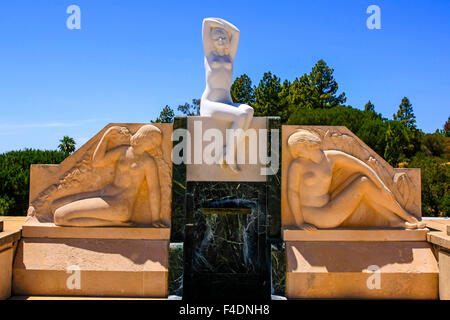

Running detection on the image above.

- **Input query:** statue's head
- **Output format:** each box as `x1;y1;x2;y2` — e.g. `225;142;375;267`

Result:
211;27;230;50
131;125;162;155
288;129;322;158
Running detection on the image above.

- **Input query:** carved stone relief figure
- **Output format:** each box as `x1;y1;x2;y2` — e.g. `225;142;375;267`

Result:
286;129;425;229
28;124;172;227
200;17;254;173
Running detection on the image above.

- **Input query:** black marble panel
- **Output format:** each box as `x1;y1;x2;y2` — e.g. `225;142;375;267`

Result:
183;181;271;301
267;116;282;241
171;116;187;242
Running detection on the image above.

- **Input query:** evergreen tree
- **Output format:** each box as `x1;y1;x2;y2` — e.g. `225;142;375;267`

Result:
288;60;346;110
384;121;413;166
231;74;255;105
154;105;175;123
409;154;450;217
444;116;450;137
384;123;395;165
277;79;291;123
393;97;416;129
364;100;375;112
177;99;200;116
288;105;387;156
253;72;282;117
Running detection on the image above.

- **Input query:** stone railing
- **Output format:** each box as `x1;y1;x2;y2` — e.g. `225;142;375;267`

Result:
0;217;26;299
423;218;450;300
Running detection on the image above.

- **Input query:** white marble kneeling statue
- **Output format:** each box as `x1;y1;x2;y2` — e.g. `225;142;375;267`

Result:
200;17;254;173
287;129;426;230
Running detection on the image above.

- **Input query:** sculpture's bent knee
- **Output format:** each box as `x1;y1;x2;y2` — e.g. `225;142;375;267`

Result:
302;207;342;229
240;104;254;115
357;175;373;191
53;207;68;225
236;111;248;124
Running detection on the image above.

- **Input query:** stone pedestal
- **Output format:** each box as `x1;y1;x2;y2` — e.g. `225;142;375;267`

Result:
285;229;439;299
178;116;281;301
13;222;170;297
183;182;271;300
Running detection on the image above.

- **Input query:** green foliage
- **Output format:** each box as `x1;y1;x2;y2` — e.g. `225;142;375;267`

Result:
364;100;375;112
421;131;446;157
356;119;388;157
384;121;417;165
409;153;449;217
288;59;346;110
393;97;416;129
154;99;200;123
384;123;397;165
253;72;283;118
0;195;15;216
231;74;255;105
177;99;200;116
0;149;67;216
444;116;450;137
154;105;175;123
58;136;76;156
288;105;389;156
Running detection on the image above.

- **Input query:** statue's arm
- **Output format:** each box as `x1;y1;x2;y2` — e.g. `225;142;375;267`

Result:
219;19;240;59
327;150;386;189
202;18;222;57
287;160;304;226
145;156;161;221
92;127;127;167
202;18;240;59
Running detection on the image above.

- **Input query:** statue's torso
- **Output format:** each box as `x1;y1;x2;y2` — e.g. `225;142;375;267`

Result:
204;54;233;97
109;148;147;199
299;158;333;207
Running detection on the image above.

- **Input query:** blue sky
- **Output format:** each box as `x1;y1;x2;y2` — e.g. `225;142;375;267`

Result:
0;0;449;152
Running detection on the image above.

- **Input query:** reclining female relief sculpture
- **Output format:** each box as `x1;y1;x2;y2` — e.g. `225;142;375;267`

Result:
286;129;425;230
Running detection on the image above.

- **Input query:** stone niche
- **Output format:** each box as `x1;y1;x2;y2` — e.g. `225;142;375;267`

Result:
13;123;173;297
281;125;438;299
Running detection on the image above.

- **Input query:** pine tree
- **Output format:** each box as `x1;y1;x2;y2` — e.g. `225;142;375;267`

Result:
154;105;175;123
177;99;200;116
231;74;255;105
393;97;416;129
288;60;346;110
384;121;414;166
444;115;450;137
364;100;375;112
277;79;291;123
384;123;397;165
253;72;282;117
